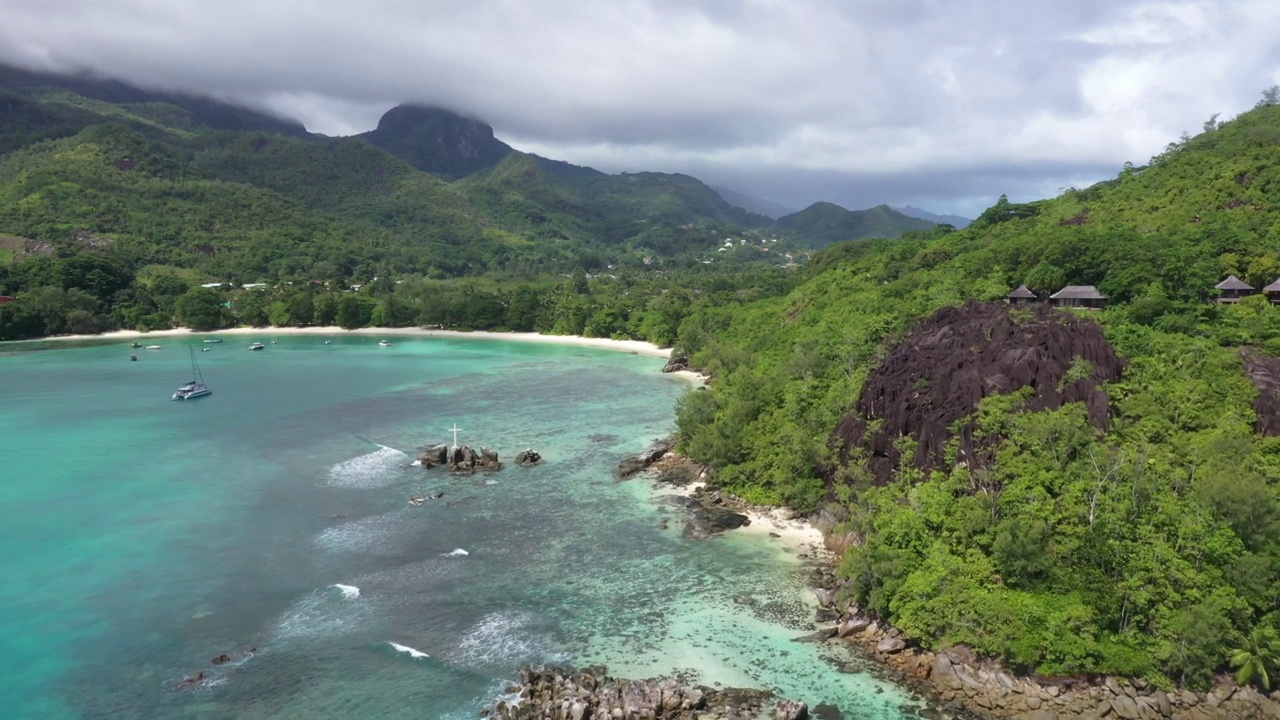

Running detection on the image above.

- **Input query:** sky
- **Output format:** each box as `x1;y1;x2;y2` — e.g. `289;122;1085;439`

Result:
3;0;1279;218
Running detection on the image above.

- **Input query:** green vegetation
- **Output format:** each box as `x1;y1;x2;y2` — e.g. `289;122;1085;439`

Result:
673;93;1280;687
776;202;936;247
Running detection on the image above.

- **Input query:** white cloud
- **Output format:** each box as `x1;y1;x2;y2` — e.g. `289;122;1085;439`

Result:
0;0;1277;216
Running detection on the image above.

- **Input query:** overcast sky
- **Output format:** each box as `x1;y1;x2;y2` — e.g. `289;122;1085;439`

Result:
4;0;1279;217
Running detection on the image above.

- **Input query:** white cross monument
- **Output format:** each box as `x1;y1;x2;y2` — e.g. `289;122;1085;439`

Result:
449;423;463;450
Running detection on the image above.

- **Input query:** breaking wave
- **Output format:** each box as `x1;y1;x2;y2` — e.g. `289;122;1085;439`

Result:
388;641;430;659
327;445;410;489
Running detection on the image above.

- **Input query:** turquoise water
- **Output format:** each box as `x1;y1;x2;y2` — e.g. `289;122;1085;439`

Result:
0;335;925;719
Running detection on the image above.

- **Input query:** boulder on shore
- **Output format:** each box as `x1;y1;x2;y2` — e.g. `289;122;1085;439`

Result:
662;356;691;373
683;507;750;538
616;437;675;478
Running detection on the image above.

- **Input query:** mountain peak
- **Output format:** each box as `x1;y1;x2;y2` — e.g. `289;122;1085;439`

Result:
362;104;513;179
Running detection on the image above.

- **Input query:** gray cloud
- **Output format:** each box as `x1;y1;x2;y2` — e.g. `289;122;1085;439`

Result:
2;0;1278;216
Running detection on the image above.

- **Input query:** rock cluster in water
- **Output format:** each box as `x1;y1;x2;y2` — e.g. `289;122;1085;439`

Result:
419;444;502;473
831;300;1126;486
481;666;809;720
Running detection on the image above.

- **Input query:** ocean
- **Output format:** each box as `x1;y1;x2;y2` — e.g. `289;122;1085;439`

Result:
0;334;925;719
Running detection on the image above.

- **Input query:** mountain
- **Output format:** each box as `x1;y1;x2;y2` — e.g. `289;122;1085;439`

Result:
360;104;514;180
775;201;935;247
892;204;971;228
711;185;797;219
670;97;1280;693
0;64;310;144
0;63;787;285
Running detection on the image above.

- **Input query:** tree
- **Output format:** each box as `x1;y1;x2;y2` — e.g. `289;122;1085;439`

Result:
1230;626;1280;690
174;287;227;331
1257;85;1280;108
337;294;364;329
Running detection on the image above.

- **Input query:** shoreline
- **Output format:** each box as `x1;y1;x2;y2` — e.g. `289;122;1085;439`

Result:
656;479;830;559
19;326;678;360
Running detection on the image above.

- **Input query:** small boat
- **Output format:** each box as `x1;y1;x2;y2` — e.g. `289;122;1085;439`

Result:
323;340;332;345
172;347;212;401
379;340;391;347
144;344;161;350
131;341;141;348
202;347;211;352
248;342;265;351
202;338;223;344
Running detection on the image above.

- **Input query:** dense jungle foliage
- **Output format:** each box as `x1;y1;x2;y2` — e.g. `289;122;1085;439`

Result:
674;94;1280;689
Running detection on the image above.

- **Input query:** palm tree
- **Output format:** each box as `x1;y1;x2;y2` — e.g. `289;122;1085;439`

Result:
1230;626;1280;690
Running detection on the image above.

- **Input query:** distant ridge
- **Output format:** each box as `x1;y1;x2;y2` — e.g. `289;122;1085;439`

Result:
777;202;935;247
892;205;971;228
711;185;797;220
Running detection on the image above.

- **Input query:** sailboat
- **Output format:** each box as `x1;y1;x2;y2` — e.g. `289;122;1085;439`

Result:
172;346;212;400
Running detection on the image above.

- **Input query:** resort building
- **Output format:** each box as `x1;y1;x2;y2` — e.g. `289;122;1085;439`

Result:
1215;275;1256;303
1050;285;1107;310
1262;278;1280;305
1006;285;1038;306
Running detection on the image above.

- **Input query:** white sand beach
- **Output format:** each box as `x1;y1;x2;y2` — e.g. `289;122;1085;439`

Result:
656;479;829;558
30;325;677;359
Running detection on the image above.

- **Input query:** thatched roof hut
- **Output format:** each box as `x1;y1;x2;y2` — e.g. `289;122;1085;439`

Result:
1006;285;1037;305
1050;285;1107;309
1215;274;1256;303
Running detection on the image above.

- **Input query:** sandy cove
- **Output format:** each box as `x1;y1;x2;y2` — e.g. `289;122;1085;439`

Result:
26;325;710;384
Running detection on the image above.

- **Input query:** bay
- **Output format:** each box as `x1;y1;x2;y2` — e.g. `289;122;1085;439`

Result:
0;335;924;719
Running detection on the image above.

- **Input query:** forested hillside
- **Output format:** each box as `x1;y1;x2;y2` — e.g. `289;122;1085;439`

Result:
777;202;936;247
674;93;1280;689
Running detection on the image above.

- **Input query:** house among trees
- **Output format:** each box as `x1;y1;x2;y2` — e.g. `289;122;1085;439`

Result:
1261;278;1280;305
1050;285;1107;309
1215;275;1256;303
1006;285;1038;306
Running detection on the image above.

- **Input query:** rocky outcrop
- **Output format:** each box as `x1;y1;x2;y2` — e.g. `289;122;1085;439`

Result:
616;438;675;478
831;300;1125;486
419;444;449;468
1240;349;1280;436
803;585;1280;720
515;449;543;467
481;666;806;720
682;507;750;538
662;356;690;373
419;444;502;473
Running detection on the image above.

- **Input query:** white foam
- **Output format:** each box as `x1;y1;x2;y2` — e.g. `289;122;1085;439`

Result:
327;446;410;489
442;548;469;557
448;612;569;669
333;584;361;599
388;641;430;659
274;588;371;641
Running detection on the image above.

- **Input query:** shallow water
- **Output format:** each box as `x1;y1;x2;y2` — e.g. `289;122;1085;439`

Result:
0;335;925;719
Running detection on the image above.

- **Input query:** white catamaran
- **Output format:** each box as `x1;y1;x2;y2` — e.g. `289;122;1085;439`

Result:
172;346;212;400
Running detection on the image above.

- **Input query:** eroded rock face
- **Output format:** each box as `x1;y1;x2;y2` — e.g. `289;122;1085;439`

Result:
831;300;1125;486
1240;349;1280;436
